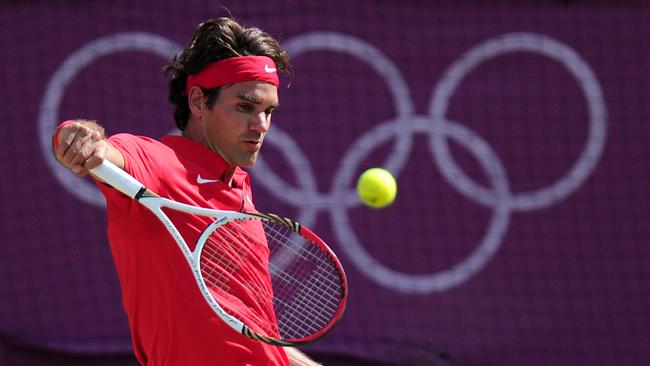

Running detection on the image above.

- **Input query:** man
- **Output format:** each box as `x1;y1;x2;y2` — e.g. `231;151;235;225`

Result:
52;17;321;366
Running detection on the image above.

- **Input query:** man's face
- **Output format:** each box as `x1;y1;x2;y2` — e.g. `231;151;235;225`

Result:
202;81;279;168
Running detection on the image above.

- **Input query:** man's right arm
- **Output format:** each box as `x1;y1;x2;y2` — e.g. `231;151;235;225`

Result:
52;119;125;177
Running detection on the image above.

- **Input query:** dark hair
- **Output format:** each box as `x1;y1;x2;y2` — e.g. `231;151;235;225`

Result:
163;17;292;130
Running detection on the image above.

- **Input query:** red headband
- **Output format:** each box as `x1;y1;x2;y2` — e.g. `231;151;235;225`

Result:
185;55;279;95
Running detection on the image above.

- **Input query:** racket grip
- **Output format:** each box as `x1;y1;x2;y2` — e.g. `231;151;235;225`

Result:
90;160;145;198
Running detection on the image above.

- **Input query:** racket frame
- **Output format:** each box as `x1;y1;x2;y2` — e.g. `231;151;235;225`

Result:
90;160;347;346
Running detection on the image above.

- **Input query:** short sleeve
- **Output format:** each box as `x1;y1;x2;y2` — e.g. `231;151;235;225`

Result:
106;133;171;192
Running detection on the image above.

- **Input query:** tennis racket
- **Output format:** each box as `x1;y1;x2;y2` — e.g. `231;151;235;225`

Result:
89;160;347;346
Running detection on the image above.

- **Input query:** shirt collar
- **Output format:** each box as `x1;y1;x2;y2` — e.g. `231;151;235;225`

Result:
161;135;247;188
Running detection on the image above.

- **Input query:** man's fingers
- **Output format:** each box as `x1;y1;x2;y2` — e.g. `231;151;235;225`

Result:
56;123;85;162
72;133;107;176
82;140;108;173
56;124;106;175
62;127;100;164
63;127;92;162
54;124;78;162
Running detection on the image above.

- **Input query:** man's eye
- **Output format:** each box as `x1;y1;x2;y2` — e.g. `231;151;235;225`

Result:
238;104;253;112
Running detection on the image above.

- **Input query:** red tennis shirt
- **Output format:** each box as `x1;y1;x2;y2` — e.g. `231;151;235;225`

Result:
96;134;289;366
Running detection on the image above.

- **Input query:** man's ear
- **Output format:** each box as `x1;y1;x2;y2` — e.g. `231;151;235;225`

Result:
188;86;205;117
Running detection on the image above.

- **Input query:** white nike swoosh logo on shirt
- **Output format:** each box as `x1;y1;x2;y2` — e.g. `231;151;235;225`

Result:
196;175;220;184
264;64;277;73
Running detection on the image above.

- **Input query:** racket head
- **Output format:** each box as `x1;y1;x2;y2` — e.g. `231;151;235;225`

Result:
196;212;348;346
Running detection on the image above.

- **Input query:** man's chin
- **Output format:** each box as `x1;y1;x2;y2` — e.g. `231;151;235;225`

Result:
238;155;258;168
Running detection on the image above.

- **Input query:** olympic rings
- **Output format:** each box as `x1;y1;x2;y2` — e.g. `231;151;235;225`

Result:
39;31;606;293
429;32;607;211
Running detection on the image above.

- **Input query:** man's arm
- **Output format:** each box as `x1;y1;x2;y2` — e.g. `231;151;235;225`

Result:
285;347;323;366
52;119;124;176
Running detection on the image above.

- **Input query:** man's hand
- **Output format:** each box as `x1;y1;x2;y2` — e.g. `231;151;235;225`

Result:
52;119;123;176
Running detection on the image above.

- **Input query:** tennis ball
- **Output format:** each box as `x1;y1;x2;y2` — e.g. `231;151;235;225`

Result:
356;168;397;208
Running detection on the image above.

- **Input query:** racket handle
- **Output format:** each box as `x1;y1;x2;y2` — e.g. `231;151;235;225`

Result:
90;160;145;199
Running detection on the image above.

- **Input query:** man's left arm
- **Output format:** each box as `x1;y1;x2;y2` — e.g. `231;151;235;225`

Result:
285;347;323;366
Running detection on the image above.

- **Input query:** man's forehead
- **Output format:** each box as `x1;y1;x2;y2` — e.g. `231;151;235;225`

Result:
227;81;279;104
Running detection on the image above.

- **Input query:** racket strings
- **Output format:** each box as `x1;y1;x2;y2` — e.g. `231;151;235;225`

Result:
271;271;339;337
270;270;336;321
200;237;246;293
200;220;280;337
264;223;343;292
269;251;342;312
198;217;344;341
262;221;344;340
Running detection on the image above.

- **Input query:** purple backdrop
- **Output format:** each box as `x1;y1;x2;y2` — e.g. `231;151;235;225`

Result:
1;1;649;365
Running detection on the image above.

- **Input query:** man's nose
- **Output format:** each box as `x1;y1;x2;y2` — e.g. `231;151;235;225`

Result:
249;112;270;133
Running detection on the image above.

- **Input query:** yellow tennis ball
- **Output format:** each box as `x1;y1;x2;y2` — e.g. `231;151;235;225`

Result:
356;168;397;208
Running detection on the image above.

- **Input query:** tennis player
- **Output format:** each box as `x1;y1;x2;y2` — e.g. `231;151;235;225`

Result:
52;17;321;366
